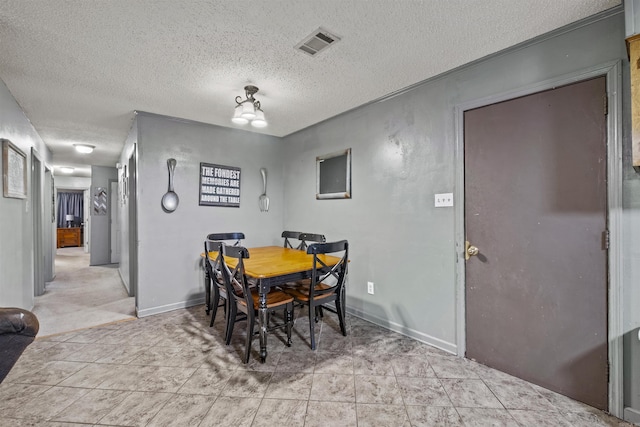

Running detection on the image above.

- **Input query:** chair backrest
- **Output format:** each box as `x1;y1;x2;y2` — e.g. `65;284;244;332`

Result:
207;232;245;247
298;232;326;251
282;231;302;249
204;239;225;285
307;240;348;300
219;244;253;309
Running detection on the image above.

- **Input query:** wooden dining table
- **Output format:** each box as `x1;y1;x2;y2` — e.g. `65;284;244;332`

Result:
204;245;342;362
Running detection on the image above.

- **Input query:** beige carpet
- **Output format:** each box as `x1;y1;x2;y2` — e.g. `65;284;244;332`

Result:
33;247;136;337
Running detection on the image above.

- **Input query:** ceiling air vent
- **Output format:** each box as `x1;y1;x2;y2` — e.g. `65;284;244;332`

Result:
295;27;341;57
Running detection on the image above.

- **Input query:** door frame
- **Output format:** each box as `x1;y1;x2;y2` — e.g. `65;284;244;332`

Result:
31;148;44;297
109;179;120;263
454;61;623;417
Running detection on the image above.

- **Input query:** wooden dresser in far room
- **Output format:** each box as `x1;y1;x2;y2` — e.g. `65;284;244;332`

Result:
57;228;82;248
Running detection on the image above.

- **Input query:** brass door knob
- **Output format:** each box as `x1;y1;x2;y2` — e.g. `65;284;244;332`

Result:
465;241;479;260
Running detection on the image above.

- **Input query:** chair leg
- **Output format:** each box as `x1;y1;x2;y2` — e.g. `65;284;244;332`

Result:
285;303;293;347
309;304;316;350
204;273;211;315
225;303;237;345
210;285;220;327
336;299;347;337
245;314;254;364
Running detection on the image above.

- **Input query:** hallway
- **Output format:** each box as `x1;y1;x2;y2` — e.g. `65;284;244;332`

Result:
33;247;135;337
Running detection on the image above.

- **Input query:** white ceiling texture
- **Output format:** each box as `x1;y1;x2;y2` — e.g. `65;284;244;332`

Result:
0;0;621;177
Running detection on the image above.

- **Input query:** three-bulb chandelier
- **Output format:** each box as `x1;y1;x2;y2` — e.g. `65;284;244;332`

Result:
232;85;267;128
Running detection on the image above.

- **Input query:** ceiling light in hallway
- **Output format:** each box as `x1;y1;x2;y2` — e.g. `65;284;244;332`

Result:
74;144;95;153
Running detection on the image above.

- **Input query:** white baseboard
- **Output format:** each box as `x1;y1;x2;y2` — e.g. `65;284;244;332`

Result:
346;307;457;355
625;407;640;426
136;297;205;318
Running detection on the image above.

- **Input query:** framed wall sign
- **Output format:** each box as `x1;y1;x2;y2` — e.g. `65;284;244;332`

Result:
199;162;241;207
316;148;351;199
93;187;107;215
2;139;27;199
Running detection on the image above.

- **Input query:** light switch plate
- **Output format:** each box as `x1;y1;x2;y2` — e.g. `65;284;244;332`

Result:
434;193;454;207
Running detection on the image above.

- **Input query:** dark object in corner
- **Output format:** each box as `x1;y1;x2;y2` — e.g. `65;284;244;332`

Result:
0;308;39;382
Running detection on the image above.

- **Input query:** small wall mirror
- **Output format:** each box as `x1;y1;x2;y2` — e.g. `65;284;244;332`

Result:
316;148;351;199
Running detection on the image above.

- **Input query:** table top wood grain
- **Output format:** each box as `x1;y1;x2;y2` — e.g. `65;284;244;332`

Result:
204;246;341;279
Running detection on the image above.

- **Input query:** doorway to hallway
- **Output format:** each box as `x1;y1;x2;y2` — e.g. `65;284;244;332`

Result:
33;247;135;337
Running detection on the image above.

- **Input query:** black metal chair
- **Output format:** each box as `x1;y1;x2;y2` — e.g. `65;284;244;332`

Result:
220;245;294;363
283;240;348;350
203;233;245;325
282;231;303;249
207;232;245;247
297;232;326;251
203;239;235;340
287;233;327;289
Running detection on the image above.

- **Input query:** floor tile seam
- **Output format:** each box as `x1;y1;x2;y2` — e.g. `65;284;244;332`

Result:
40;385;94;423
307;396;356;403
506;407;569;427
390;359;414;426
481;374;555;402
438;375;465;421
140;391;188;427
555;408;608;424
53;389;135;426
477;375;517;414
192;393;225;427
484;380;561;413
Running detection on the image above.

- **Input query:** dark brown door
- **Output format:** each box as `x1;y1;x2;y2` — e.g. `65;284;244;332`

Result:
464;77;608;410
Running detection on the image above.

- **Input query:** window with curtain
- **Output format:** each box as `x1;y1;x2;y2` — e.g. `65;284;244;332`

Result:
57;192;83;228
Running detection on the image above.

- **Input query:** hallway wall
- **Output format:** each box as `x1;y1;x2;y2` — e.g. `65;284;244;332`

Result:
0;78;52;309
89;165;117;266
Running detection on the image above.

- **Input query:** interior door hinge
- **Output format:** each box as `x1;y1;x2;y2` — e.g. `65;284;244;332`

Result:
602;229;610;250
604;94;608;116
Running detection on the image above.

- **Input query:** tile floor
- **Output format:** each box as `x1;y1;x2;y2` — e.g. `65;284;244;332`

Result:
0;306;632;426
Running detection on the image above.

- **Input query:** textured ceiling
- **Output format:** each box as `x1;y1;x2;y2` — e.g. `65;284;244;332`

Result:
0;0;621;177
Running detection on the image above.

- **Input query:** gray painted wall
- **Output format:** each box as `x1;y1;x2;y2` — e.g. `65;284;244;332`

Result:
44;170;54;282
55;176;91;190
118;118;138;296
281;10;640;416
89;165;117;266
0;78;52;309
134;113;284;316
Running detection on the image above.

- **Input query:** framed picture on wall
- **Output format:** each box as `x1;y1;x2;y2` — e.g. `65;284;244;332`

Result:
316;148;351;199
2;139;27;199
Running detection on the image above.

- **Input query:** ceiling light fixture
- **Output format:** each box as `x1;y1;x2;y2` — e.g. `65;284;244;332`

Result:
59;167;74;174
232;85;267;128
74;144;95;154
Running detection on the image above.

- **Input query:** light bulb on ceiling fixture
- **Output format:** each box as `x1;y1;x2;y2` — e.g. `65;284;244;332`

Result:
74;144;95;154
231;105;249;124
251;109;267;128
240;101;256;119
59;167;74;174
232;85;267;127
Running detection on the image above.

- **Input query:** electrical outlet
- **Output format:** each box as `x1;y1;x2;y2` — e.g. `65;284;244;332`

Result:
434;193;454;207
367;281;374;295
